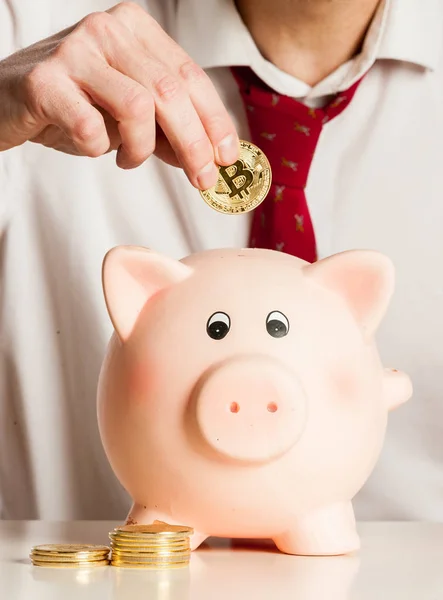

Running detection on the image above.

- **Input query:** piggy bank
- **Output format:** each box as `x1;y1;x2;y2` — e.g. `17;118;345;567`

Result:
97;246;412;556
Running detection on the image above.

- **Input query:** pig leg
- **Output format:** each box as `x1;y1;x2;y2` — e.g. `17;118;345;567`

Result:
125;504;208;550
273;502;360;556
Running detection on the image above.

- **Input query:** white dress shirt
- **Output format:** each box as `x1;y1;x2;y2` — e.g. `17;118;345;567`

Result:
0;0;443;523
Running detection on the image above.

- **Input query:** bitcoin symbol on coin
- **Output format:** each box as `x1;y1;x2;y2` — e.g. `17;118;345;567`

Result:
219;160;254;199
199;140;272;214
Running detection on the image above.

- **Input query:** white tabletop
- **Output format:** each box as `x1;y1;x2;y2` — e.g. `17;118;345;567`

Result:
1;521;442;599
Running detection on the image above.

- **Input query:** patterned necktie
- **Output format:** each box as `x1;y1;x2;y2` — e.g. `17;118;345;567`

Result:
231;67;364;262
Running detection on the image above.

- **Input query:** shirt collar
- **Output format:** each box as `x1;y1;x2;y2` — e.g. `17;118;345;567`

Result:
176;0;442;87
377;0;442;70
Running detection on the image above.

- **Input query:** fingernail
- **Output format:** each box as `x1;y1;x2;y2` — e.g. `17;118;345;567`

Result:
197;162;218;190
217;134;238;164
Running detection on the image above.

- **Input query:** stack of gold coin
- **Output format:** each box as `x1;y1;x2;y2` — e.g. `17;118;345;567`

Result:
109;522;193;569
30;544;110;568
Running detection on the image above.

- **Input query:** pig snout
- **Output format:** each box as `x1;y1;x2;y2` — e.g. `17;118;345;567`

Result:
194;356;307;463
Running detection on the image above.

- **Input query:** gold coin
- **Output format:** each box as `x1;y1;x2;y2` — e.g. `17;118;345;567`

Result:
112;544;191;554
111;553;190;563
112;548;191;558
113;523;193;537
110;539;191;548
111;557;189;565
31;553;109;563
111;550;191;560
110;533;189;543
110;537;190;548
31;560;110;569
199;140;272;214
110;534;189;540
111;560;188;570
32;551;109;558
110;539;191;549
32;544;110;555
110;536;189;545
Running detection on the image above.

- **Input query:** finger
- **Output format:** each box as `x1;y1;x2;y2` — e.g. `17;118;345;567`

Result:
29;67;110;157
97;107;123;151
109;3;239;166
85;15;218;187
75;61;156;168
180;64;240;166
153;125;181;167
151;75;219;189
30;125;84;155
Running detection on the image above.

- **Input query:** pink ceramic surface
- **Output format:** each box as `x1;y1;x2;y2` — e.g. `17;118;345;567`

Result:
97;246;412;556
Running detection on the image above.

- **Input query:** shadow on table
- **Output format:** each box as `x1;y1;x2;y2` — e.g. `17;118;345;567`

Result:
188;539;360;600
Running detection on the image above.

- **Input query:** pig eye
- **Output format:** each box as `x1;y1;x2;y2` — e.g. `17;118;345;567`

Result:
207;312;231;340
266;311;289;338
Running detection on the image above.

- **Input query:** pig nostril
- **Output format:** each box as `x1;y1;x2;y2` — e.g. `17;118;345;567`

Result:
267;402;278;413
230;402;240;413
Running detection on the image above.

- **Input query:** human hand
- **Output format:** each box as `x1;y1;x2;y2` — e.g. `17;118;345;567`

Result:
0;2;239;188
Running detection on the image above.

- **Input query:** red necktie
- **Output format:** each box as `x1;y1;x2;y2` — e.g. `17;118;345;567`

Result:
231;67;364;262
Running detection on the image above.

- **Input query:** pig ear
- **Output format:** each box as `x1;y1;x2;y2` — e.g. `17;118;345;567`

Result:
304;250;395;338
102;245;192;341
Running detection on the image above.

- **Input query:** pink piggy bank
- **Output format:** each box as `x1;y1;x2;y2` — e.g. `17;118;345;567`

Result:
97;246;412;556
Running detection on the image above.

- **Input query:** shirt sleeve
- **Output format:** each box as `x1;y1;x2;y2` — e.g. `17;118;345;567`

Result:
0;0;14;516
0;0;13;225
0;151;14;234
0;0;15;60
